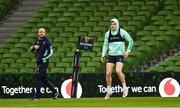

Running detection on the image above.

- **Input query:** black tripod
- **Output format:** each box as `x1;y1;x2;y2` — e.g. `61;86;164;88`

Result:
71;49;80;98
71;36;93;98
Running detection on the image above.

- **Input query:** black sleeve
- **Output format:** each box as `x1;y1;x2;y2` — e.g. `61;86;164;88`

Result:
30;40;38;51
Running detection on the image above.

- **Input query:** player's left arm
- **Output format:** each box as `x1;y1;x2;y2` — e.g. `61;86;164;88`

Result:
121;29;134;58
42;40;53;62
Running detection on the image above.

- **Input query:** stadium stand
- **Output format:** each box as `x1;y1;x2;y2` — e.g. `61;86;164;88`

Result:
0;0;46;42
146;52;180;72
0;0;18;18
0;0;179;73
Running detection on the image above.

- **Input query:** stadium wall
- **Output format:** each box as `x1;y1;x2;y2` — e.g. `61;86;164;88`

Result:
0;72;179;98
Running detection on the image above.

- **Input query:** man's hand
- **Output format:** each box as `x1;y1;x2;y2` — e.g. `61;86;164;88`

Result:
34;45;40;49
123;51;129;58
30;45;39;52
101;57;105;64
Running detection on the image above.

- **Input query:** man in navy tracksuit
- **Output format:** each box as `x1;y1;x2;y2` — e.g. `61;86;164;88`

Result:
30;28;59;100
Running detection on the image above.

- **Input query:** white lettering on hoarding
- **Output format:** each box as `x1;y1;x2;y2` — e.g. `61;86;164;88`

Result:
144;86;156;93
98;85;157;93
2;86;33;96
1;86;59;96
98;85;123;93
131;86;142;92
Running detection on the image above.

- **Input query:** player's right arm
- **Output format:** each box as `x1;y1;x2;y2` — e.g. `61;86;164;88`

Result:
101;31;109;63
30;40;39;51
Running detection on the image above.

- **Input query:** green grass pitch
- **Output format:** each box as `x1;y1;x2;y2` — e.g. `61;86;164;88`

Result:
0;97;180;108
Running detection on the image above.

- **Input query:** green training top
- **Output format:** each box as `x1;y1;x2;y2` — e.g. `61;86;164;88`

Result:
102;18;134;57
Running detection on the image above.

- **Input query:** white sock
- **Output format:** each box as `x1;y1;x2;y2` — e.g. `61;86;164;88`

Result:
107;85;111;93
122;82;127;89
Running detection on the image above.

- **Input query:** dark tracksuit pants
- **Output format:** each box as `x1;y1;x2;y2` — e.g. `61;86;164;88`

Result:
35;62;56;98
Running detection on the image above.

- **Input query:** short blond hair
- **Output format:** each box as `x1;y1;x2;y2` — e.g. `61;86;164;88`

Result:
38;28;46;32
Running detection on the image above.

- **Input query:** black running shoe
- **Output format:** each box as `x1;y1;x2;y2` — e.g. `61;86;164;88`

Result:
53;93;60;99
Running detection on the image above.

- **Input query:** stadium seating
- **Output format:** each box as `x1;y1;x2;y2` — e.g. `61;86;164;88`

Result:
0;0;18;18
146;52;180;72
144;0;180;72
0;0;179;73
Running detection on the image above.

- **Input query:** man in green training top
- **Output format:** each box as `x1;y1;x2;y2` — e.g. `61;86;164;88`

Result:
101;18;134;99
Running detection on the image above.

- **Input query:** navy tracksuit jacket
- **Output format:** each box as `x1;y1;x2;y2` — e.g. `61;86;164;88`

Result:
32;37;56;98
